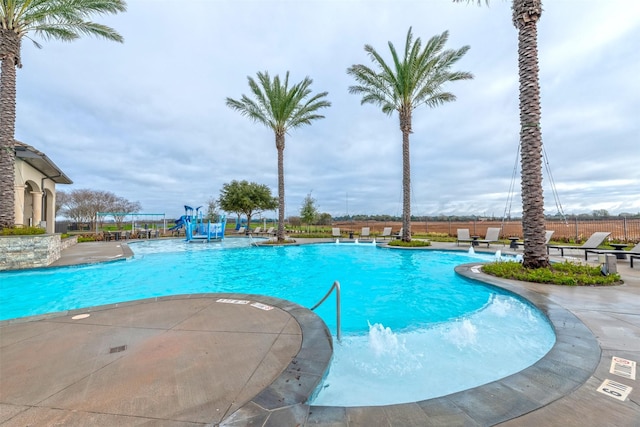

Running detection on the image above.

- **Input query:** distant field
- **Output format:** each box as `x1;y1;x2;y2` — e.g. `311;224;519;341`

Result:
331;219;640;242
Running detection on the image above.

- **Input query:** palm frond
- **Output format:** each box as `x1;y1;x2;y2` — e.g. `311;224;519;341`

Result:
228;70;330;134
347;26;472;119
4;0;125;41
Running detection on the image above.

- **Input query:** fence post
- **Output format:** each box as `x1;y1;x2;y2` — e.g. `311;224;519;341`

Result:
574;217;579;241
623;216;628;241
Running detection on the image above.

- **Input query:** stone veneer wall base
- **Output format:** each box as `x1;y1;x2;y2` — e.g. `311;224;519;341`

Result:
0;235;77;271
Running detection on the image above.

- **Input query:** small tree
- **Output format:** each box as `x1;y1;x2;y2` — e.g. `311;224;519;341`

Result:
300;192;318;232
57;189;140;231
218;180;277;233
317;213;333;226
206;197;220;222
110;197;142;229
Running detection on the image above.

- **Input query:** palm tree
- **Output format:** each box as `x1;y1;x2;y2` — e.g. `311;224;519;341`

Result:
455;0;548;268
347;27;472;242
0;0;127;230
226;71;330;242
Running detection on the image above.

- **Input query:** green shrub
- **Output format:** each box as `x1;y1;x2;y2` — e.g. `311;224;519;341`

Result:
482;260;621;286
77;234;99;242
294;233;333;238
0;226;46;236
388;239;431;247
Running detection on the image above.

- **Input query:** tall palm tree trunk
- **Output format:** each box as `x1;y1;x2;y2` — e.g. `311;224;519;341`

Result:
275;132;286;241
513;0;549;268
400;108;412;242
0;29;21;229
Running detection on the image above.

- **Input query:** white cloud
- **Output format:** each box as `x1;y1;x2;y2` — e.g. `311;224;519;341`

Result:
12;0;640;219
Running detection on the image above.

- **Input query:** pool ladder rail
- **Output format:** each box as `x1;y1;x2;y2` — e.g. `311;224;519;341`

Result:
310;281;341;342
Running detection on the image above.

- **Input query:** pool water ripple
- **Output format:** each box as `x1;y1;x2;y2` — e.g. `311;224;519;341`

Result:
0;238;555;406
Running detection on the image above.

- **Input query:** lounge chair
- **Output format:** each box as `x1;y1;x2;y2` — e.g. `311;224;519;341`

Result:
456;229;473;246
332;228;341;238
585;242;640;262
252;227;262;234
264;227;275;236
547;231;611;257
360;227;371;240
631;254;639;268
235;226;246;234
380;227;393;240
475;227;502;247
514;230;554;249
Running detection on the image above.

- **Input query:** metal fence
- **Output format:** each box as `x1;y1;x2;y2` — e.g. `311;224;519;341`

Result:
334;218;640;243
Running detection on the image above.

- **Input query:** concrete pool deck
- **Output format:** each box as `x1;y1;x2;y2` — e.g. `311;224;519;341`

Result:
1;239;639;426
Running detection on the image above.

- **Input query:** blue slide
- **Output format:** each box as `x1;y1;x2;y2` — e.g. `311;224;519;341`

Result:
169;215;188;231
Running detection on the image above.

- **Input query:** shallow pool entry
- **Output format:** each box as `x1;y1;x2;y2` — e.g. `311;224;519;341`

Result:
311;294;554;406
1;239;555;406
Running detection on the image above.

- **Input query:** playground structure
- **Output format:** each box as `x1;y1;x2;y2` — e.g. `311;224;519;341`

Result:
169;205;226;242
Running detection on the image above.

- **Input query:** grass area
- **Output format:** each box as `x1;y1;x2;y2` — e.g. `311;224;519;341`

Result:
482;260;621;286
414;232;456;242
287;232;331;238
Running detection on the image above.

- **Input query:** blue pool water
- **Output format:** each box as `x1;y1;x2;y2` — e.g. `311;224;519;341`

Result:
0;238;555;406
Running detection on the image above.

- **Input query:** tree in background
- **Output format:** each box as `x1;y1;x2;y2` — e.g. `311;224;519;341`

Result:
226;71;330;242
218;180;277;233
300;192;318;232
347;28;472;242
206;197;220;222
592;209;609;218
110;197;142;229
0;0;127;230
57;189;140;231
287;216;301;228
316;213;333;226
454;0;548;268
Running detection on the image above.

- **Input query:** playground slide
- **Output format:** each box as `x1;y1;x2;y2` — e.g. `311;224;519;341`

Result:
169;215;187;231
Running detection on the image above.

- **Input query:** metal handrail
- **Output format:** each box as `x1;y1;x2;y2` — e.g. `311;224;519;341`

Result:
310;280;341;342
247;233;259;247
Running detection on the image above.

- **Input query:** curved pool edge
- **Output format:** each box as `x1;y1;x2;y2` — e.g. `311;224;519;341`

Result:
223;263;601;426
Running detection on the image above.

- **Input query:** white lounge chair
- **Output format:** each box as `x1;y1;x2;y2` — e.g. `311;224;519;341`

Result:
547;231;611;257
475;227;502;247
456;229;473;246
332;228;341;238
360;227;371;240
380;227;393;240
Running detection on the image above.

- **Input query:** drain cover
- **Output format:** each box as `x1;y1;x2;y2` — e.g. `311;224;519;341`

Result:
109;345;127;354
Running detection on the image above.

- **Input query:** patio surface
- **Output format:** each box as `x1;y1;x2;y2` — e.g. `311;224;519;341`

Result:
0;239;638;426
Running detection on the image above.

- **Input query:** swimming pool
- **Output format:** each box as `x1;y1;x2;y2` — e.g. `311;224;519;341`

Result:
0;238;555;406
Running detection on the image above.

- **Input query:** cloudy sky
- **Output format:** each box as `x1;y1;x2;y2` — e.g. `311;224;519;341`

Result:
15;0;640;220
